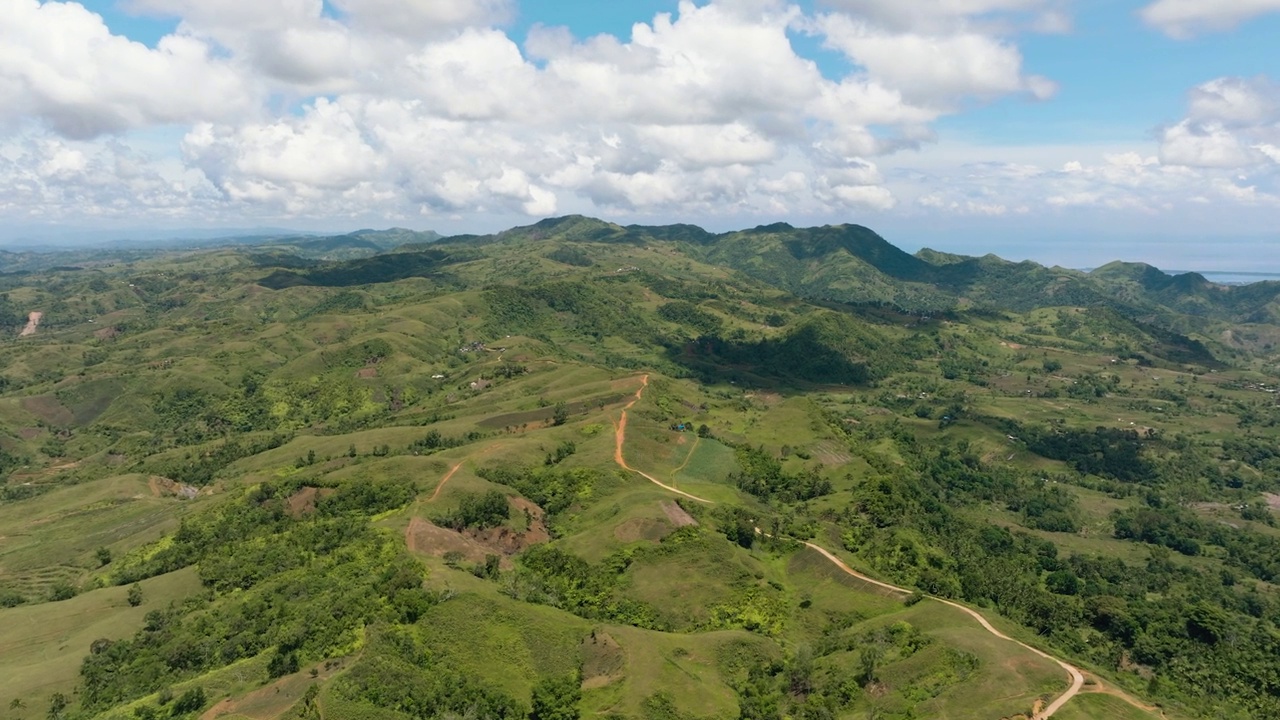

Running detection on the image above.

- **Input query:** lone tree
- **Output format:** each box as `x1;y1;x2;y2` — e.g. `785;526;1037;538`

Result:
46;693;68;720
127;583;144;607
551;401;569;427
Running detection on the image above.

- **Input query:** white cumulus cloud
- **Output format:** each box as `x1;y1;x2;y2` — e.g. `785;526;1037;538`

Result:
1159;76;1280;169
10;0;1272;233
1140;0;1280;38
0;0;255;138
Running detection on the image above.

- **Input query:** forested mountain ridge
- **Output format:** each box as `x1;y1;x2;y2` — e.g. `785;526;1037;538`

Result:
427;215;1280;326
1;218;1279;720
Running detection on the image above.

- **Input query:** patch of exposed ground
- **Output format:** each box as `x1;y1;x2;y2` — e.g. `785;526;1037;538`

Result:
1078;673;1168;717
148;476;202;500
614;500;698;543
406;516;513;569
354;367;377;379
745;391;783;406
19;311;41;337
661;500;697;527
477;393;629;429
406;497;550;568
581;631;626;690
468;496;550;553
613;517;673;543
1265;492;1280;511
998;696;1041;719
199;658;349;720
285;486;336;517
19;396;74;426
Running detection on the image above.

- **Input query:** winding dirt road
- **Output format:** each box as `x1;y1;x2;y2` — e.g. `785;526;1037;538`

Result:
613;375;713;504
611;374;1087;720
802;541;1083;719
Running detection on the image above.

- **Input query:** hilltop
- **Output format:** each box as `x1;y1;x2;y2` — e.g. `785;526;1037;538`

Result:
0;217;1278;720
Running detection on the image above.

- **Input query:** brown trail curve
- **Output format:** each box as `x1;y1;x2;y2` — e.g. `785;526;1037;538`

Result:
426;443;503;502
611;373;1091;720
429;460;466;501
612;374;712;504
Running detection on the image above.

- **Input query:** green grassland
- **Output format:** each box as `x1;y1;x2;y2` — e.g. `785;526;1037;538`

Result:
0;568;203;719
1;218;1277;720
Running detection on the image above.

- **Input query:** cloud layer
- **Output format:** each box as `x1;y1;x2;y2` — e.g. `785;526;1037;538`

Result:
0;0;1276;235
1141;0;1280;38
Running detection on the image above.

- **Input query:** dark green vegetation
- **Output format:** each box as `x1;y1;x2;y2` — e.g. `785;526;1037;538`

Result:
3;216;1280;720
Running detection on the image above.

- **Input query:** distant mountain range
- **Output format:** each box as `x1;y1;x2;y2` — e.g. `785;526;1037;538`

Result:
8;215;1280;330
404;216;1280;328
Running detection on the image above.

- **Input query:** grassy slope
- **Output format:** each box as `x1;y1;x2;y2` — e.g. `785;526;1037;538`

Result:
0;568;202;717
0;230;1272;720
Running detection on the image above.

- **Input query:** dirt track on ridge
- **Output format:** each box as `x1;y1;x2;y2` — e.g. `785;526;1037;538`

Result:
611;373;1096;720
612;375;713;504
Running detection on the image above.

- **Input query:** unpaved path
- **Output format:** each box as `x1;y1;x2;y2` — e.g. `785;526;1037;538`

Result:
429;460;467;501
612;373;1091;720
613;375;712;504
671;434;701;481
19;311;41;337
1079;677;1168;718
802;542;1083;720
427;443;502;501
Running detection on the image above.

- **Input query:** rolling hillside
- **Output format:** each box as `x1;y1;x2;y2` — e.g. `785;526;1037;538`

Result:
1;218;1279;720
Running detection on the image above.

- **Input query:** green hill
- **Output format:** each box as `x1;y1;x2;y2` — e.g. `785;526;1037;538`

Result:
3;217;1280;720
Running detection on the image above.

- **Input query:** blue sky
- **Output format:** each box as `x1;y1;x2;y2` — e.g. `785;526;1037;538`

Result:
3;0;1280;269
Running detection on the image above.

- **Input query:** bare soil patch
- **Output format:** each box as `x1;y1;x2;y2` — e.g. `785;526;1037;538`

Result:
20;396;74;426
19;311;42;337
407;497;550;566
1078;673;1168;717
406;516;513;569
354;367;378;379
477;393;629;429
285;486;336;517
1265;493;1280;511
468;497;550;553
661;500;698;528
581;631;626;690
93;326;120;341
200;657;349;720
613;517;673;543
148;476;201;500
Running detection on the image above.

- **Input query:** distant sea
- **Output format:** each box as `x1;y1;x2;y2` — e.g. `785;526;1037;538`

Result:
1175;271;1280;286
1081;269;1280;285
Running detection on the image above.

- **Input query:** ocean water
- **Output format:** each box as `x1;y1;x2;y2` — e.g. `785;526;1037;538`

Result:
1185;272;1280;286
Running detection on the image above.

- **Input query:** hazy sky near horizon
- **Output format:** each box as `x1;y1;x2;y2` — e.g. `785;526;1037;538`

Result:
2;0;1279;268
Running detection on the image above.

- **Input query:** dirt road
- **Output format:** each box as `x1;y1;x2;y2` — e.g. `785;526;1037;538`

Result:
802;541;1083;719
429;460;467;501
613;375;712;504
611;373;1088;719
